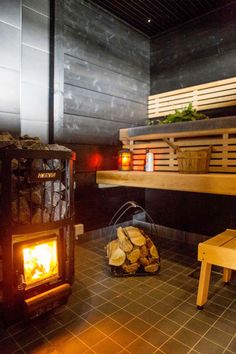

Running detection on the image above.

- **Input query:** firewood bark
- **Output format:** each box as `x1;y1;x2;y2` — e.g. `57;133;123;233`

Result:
127;247;140;263
106;226;160;275
140;245;148;257
144;263;159;273
117;227;133;252
124;226;146;246
140;257;149;266
106;240;126;266
150;244;159;259
122;262;139;273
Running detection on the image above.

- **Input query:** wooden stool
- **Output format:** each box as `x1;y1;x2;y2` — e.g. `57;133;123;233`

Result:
197;229;236;309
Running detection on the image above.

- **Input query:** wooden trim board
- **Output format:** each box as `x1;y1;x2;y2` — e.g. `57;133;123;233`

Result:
96;171;236;196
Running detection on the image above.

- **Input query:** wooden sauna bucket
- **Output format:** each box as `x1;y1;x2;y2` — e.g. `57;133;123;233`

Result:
163;138;212;174
176;147;212;174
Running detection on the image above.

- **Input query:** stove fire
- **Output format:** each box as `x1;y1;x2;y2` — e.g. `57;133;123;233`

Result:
23;238;59;287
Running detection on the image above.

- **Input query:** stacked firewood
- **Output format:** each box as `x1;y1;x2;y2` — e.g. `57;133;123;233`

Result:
0;132;71;225
106;226;160;274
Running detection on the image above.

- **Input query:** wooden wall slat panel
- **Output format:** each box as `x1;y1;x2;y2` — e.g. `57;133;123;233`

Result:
53;0;149;230
64;55;148;104
151;3;236;95
64;0;149;79
60;0;150;145
64;85;146;124
56;114;133;145
64;27;149;83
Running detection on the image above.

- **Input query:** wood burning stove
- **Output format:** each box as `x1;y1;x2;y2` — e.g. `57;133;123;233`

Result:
0;147;75;324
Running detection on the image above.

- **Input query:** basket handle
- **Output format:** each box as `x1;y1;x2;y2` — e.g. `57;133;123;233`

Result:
107;201;159;245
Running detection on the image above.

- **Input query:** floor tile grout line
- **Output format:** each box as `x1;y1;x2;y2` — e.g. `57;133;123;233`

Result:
223;333;236;354
20;328;59;353
74;275;236;352
72;253;236;351
96;295;195;352
124;288;234;353
72;241;236;354
189;297;236;354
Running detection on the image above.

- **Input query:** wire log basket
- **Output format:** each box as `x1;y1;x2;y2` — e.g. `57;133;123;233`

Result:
106;201;160;277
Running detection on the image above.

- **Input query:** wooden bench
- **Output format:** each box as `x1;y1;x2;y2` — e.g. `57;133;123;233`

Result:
197;229;236;309
148;77;236;120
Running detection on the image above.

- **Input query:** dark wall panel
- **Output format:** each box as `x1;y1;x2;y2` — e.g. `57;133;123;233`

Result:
151;2;236;94
76;187;145;232
57;0;149;230
65;143;145;231
64;0;149;80
56;114;131;145
64;85;146;125
64;27;149;84
146;190;236;236
57;0;150;145
151;50;236;95
64;55;148;104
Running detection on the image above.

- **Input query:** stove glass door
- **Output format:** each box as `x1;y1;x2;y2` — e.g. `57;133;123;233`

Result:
22;237;59;287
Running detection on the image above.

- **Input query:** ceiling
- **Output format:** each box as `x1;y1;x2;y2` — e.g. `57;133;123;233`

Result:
89;0;227;37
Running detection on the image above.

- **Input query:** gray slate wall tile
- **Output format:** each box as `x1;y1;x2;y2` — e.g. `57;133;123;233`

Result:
23;0;50;17
22;45;50;86
22;6;50;52
0;0;21;28
0;112;20;134
21;120;49;142
0;22;20;71
0;67;20;113
21;82;49;122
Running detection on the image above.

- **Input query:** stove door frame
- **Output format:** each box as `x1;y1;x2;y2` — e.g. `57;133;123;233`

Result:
13;229;64;299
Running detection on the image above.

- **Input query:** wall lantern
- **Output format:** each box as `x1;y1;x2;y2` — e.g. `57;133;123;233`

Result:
118;149;132;171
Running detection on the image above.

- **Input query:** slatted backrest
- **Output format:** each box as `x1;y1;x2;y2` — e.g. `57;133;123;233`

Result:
148;77;236;119
122;128;236;173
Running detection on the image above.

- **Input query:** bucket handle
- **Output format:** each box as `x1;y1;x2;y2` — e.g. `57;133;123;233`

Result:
162;138;178;152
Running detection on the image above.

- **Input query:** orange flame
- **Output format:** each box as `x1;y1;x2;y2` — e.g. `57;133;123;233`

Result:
23;239;59;286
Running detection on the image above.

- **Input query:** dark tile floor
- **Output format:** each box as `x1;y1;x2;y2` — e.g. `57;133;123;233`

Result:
0;237;236;354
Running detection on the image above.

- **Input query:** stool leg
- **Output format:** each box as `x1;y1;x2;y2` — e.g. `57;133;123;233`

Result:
223;268;232;283
197;261;212;309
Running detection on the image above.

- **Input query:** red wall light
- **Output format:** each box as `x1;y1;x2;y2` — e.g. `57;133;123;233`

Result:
118;149;132;171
